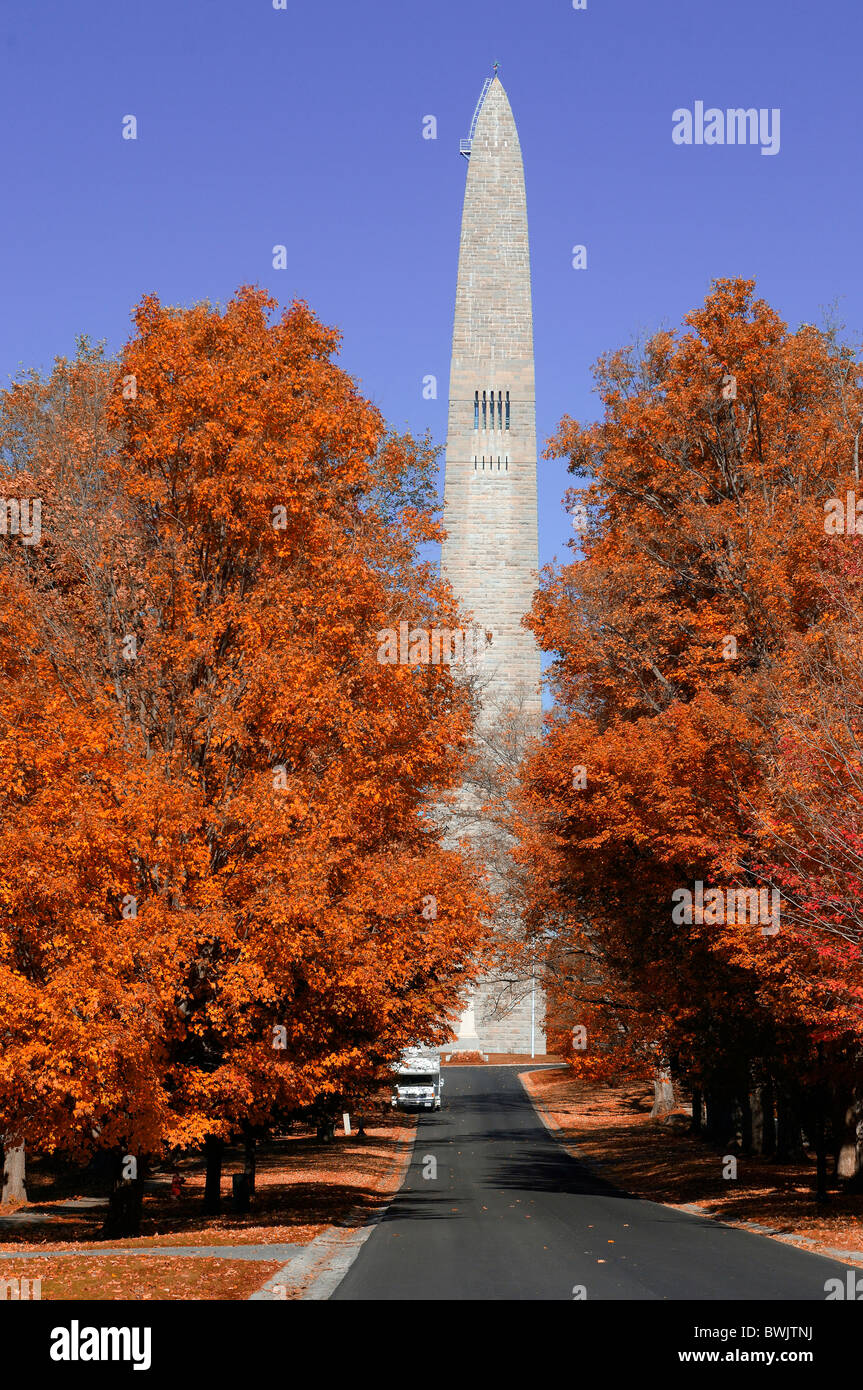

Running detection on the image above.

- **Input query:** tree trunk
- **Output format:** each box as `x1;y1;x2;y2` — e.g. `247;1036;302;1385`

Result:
814;1098;829;1204
728;1093;746;1152
776;1089;805;1162
835;1093;863;1189
705;1090;735;1147
705;1090;720;1143
203;1136;223;1214
650;1065;675;1117
101;1152;144;1238
703;1090;714;1141
1;1141;26;1205
243;1132;256;1194
104;1179;143;1237
750;1083;775;1156
690;1087;703;1134
739;1088;753;1155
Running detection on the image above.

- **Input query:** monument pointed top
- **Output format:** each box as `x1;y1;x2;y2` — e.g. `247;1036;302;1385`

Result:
459;69;515;159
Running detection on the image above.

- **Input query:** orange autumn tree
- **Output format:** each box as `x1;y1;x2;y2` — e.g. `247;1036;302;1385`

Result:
0;292;488;1223
518;278;863;1155
747;547;863;1175
0;346;176;1206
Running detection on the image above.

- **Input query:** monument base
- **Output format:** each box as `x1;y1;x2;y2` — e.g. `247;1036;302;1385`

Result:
443;979;547;1057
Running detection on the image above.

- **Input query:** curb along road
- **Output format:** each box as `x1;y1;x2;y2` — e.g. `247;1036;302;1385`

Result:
249;1121;418;1301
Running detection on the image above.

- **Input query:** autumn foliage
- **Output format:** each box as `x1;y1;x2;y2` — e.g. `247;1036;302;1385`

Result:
0;290;487;1189
520;279;863;1169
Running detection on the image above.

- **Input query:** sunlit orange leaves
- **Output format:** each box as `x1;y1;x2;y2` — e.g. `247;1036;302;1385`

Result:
518;278;863;1096
0;290;487;1167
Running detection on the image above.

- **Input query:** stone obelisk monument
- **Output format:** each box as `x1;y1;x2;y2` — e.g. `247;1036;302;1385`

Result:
441;72;545;1056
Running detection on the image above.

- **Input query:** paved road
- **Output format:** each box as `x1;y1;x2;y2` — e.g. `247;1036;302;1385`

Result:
331;1066;856;1301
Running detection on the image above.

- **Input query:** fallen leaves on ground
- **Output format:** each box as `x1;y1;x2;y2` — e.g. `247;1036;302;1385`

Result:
524;1070;863;1261
0;1256;287;1301
0;1116;415;1280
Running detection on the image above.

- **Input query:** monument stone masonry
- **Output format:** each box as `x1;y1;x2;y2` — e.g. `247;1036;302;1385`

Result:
440;72;545;1056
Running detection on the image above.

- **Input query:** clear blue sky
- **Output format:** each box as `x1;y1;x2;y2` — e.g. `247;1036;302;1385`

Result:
1;0;860;580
